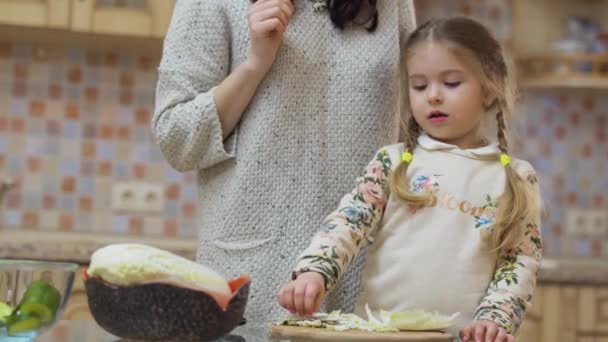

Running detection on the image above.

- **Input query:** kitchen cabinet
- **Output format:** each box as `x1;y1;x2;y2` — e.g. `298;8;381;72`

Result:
70;0;175;38
0;0;70;28
518;284;608;342
0;0;175;53
513;0;608;89
517;285;543;342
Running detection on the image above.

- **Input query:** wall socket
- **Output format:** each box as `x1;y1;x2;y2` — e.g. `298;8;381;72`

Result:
111;181;164;214
565;208;608;238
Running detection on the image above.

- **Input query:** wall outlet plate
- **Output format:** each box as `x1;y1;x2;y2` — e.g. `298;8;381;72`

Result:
111;181;164;214
565;208;608;238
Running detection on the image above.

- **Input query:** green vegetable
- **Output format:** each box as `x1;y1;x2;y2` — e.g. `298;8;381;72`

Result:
17;280;61;323
0;301;13;325
2;281;62;335
6;312;41;335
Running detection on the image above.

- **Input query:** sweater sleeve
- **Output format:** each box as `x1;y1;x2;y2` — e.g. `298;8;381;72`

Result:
152;0;236;172
474;170;543;335
292;148;394;291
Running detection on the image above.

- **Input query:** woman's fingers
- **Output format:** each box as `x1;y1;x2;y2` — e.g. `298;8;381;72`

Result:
256;0;294;13
249;0;294;35
253;0;294;18
253;6;289;29
253;18;286;35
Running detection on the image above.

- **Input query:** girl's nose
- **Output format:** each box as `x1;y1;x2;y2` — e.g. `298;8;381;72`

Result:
427;92;443;105
427;85;443;105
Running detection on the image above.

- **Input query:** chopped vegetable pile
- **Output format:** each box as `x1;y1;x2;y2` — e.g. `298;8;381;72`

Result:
276;304;459;333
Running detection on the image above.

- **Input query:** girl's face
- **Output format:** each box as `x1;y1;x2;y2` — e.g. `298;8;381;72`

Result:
407;41;490;149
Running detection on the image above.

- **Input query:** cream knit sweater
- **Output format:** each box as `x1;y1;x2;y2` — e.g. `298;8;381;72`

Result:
153;0;415;322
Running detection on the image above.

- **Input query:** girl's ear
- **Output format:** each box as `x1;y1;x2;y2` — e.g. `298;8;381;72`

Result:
483;90;498;110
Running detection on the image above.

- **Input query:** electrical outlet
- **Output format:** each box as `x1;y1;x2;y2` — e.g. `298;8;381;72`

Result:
588;210;608;238
111;182;164;214
111;182;138;212
135;182;164;213
565;208;608;238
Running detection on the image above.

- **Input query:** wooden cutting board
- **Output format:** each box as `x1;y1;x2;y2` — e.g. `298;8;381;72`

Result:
269;325;453;341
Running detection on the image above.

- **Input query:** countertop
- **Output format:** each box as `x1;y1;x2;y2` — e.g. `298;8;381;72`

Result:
0;230;197;263
1;230;608;285
35;321;454;342
35;320;270;342
536;257;608;285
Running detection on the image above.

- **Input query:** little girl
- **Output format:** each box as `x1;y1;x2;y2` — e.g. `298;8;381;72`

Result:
277;17;542;342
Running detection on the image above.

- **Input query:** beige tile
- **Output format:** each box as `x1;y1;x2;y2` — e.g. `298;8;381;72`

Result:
146;164;164;181
22;174;43;193
60;138;79;157
114;141;131;161
92;213;111;233
8;135;25;153
40;210;59;231
144;216;163;236
42;156;60;175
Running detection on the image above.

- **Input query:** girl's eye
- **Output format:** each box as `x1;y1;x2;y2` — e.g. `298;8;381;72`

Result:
444;81;461;88
412;85;427;91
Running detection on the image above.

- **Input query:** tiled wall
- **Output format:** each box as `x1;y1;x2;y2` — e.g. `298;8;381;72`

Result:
0;43;199;237
417;0;608;258
515;90;608;258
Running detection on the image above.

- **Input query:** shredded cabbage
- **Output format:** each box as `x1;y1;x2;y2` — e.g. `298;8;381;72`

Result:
276;304;459;332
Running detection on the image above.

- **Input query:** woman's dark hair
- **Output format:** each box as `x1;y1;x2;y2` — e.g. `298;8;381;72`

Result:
328;0;378;32
251;0;378;32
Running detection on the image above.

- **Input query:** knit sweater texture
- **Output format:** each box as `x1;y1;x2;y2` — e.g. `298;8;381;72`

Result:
153;0;416;322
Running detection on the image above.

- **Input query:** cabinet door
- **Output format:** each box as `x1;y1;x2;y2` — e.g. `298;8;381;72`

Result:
0;0;69;28
577;286;608;340
71;0;175;38
518;319;542;342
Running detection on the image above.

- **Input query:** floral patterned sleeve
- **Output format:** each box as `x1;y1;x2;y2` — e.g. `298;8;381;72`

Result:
292;149;394;291
474;172;543;335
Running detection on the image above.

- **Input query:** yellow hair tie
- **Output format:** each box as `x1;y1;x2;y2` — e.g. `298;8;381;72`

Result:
500;153;511;167
401;151;413;164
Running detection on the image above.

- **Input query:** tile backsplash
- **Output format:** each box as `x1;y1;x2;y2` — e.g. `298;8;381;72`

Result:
514;90;608;258
0;0;606;258
0;42;199;237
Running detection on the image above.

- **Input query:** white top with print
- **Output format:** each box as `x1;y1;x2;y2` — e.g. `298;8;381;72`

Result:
294;134;542;336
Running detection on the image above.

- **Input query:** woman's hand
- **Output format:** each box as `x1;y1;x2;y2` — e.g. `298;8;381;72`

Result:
277;272;326;316
246;0;295;71
460;320;515;342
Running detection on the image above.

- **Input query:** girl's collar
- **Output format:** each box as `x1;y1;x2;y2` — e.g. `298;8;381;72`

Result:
417;133;501;157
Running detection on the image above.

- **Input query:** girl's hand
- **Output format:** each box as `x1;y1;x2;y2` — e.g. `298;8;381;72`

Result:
460;320;515;342
277;272;325;317
246;0;295;71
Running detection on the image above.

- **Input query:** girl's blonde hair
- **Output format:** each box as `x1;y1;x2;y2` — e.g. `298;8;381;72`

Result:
391;17;538;250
